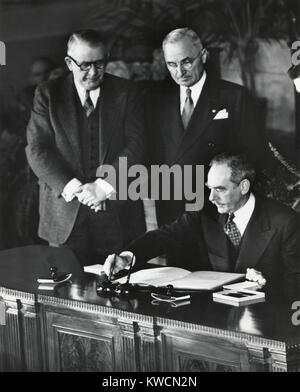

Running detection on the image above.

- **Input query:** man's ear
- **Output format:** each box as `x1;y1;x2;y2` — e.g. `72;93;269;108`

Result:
64;57;72;71
240;179;250;195
201;48;209;64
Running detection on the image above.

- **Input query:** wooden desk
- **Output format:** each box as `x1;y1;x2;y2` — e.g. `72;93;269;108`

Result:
0;246;299;372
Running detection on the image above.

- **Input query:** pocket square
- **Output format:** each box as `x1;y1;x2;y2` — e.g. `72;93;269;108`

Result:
213;109;229;120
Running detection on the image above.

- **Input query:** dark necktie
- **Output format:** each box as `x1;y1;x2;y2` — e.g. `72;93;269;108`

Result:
83;90;94;117
224;213;241;249
83;90;105;211
182;87;194;129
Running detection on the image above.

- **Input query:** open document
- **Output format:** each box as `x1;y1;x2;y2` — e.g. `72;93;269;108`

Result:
115;267;244;291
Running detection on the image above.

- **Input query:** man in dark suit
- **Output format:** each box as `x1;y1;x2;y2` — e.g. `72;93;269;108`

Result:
146;28;274;226
104;154;299;288
26;30;145;264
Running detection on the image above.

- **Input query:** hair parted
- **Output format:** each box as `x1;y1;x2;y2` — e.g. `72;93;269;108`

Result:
67;30;106;53
210;153;256;186
162;28;203;51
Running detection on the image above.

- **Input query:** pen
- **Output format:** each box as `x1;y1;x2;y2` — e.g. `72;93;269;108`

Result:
125;255;136;284
108;254;117;282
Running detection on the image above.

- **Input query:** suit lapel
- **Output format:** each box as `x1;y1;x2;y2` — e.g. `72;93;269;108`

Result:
156;87;183;164
173;75;221;164
202;207;232;271
56;74;82;172
235;198;276;272
99;75;125;165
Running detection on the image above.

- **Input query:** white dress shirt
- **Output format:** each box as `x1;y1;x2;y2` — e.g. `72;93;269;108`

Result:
180;71;207;114
74;79;100;107
233;193;256;236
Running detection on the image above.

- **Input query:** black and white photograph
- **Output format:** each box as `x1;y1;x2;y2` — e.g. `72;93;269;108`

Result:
0;0;299;375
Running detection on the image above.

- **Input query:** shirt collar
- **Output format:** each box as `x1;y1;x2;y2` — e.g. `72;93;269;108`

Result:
180;70;206;112
233;193;256;236
74;78;100;108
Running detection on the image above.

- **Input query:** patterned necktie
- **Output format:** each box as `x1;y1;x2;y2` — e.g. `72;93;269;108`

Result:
181;87;194;129
83;90;94;117
224;213;241;249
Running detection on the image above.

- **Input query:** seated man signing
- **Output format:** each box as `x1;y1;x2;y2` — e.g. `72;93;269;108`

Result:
104;153;300;289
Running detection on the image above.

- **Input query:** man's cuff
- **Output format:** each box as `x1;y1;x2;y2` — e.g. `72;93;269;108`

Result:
95;178;116;199
119;251;136;269
62;178;82;202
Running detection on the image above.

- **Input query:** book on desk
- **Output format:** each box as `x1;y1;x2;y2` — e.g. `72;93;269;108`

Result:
83;265;267;305
110;266;244;291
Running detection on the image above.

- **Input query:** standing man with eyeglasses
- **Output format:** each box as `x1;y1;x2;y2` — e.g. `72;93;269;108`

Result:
26;30;146;265
146;28;274;227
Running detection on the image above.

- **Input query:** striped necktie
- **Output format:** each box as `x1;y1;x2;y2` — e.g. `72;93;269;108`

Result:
224;213;241;249
83;90;94;117
182;87;194;129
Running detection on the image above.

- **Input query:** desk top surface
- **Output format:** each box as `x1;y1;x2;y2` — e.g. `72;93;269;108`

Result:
0;245;299;344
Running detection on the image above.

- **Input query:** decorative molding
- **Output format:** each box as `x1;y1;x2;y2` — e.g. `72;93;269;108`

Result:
120;334;137;372
0;287;35;304
156;317;289;352
139;339;158;372
118;319;137;371
246;345;271;372
178;356;235;372
0;325;7;371
138;323;160;341
269;346;300;372
5;309;23;371
136;322;160;372
1;286;299;372
118;319;136;335
22;310;43;372
38;294;154;324
57;332;113;372
271;363;288;372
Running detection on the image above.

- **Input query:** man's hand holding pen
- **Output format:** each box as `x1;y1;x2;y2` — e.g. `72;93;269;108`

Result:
103;252;135;278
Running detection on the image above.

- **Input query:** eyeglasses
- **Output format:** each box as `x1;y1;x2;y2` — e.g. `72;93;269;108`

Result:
166;50;204;71
67;55;106;71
